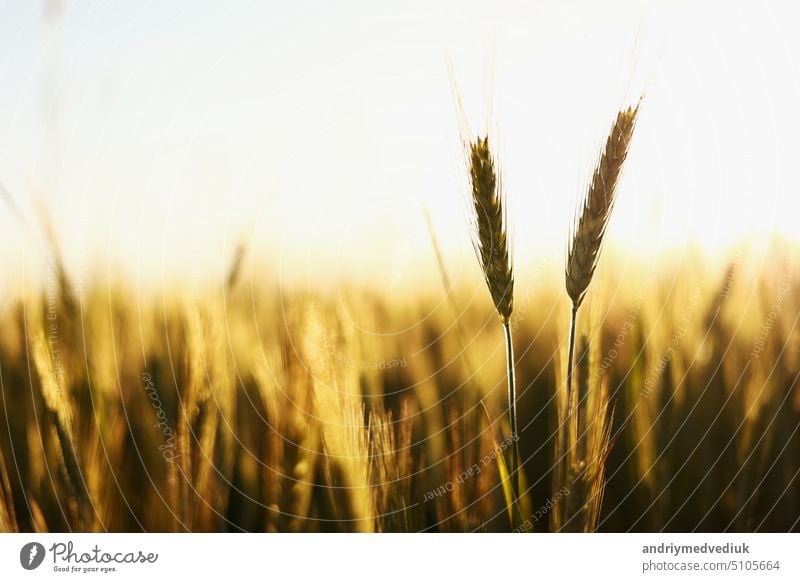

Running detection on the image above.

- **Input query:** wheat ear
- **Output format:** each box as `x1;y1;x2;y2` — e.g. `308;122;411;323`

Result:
566;104;639;309
468;136;514;323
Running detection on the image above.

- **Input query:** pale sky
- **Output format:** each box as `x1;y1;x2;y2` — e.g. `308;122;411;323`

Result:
0;0;798;293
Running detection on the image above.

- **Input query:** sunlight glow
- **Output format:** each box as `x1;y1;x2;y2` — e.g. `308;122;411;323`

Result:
0;0;798;289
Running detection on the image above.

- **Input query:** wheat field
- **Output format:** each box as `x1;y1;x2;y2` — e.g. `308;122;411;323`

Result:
0;227;798;533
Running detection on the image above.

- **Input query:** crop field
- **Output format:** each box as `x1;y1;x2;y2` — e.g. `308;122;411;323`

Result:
0;231;797;533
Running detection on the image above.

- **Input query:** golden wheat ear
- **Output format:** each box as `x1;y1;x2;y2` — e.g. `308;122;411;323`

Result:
566;102;640;309
467;135;514;323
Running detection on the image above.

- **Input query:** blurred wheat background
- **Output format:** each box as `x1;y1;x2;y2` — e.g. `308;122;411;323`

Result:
1;235;799;532
1;0;800;533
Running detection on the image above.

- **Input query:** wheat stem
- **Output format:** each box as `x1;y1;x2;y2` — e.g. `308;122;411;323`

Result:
566;304;578;450
503;321;521;504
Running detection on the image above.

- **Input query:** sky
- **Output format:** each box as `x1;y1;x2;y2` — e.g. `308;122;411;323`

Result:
0;0;798;293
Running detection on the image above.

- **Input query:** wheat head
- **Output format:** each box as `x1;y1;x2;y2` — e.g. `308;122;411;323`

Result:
467;136;513;323
566;103;639;308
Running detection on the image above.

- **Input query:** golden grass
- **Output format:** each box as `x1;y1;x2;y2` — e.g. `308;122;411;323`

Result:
0;243;797;532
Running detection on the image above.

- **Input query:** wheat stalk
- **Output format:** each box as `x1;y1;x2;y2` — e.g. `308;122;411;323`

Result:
463;135;521;510
558;331;614;532
0;447;17;532
29;328;94;529
303;303;375;532
255;339;318;533
561;103;639;519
